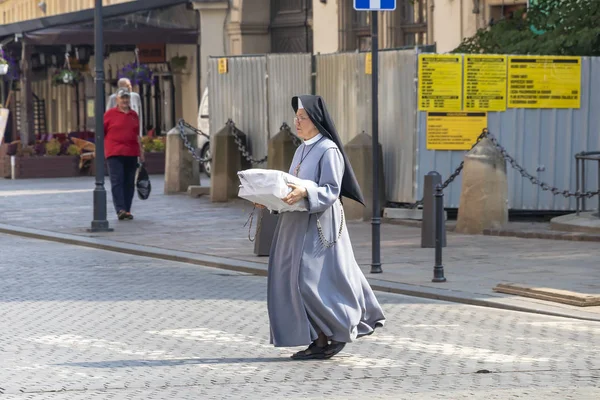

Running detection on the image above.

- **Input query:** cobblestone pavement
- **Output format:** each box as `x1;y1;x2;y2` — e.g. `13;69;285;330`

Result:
1;176;599;319
1;234;599;399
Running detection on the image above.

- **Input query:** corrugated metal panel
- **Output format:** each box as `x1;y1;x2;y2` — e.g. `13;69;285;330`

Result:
416;56;600;211
316;51;417;203
208;56;269;164
379;49;418;203
316;53;370;145
266;53;312;137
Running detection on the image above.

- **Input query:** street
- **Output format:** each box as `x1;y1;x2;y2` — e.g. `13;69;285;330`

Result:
1;233;599;399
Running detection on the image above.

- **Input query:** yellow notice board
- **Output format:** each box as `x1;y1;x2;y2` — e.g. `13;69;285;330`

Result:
418;54;463;112
507;56;581;108
464;55;507;111
365;52;372;75
426;112;487;150
218;58;228;74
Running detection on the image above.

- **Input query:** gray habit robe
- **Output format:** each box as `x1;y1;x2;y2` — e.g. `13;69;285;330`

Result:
268;136;386;347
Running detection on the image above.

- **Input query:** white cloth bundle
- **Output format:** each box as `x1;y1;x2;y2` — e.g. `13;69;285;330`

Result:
238;168;317;212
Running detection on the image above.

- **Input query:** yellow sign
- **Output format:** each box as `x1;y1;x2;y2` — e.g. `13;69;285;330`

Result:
507;56;581;109
218;58;228;74
87;99;95;118
464;55;507;111
418;54;463;112
365;52;372;75
426;112;487;150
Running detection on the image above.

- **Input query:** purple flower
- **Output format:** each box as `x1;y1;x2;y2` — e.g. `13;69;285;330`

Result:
117;62;153;86
1;51;20;82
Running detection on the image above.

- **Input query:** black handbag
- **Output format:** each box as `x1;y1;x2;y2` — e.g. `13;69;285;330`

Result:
135;163;151;200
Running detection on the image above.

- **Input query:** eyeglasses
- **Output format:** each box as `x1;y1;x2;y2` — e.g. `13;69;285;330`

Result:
294;116;309;123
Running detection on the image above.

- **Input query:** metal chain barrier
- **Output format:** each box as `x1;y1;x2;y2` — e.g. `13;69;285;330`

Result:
226;119;268;165
408;130;488;209
177;119;212;163
408;129;599;209
280;122;303;147
484;129;600;199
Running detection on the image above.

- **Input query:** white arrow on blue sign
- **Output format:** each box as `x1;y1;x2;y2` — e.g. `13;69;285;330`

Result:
354;0;396;11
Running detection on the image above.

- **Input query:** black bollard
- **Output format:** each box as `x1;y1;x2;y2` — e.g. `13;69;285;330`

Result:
432;183;447;283
421;171;446;248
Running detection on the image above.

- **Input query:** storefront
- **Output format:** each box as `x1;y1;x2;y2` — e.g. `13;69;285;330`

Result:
0;0;200;146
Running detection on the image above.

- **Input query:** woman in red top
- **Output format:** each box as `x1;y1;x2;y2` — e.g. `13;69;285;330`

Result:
104;88;145;220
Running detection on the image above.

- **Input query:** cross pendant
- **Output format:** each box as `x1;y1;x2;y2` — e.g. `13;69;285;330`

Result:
293;164;301;177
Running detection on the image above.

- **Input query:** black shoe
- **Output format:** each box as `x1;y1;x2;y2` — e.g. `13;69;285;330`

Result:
323;341;346;359
117;210;128;220
125;212;134;220
290;342;327;360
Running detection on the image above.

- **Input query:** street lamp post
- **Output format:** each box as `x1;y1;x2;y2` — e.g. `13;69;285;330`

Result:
88;0;113;233
370;10;382;274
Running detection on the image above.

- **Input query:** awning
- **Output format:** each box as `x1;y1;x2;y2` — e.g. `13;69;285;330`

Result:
23;27;198;46
0;0;191;37
0;0;204;45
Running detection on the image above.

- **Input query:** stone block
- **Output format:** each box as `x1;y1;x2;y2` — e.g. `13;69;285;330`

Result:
187;185;210;197
383;208;424;221
343;132;386;221
267;125;297;172
455;138;508;234
165;126;200;194
210;123;251;202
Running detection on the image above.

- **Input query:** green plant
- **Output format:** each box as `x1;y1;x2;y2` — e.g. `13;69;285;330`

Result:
52;69;82;86
454;0;600;56
142;136;155;152
45;139;61;156
151;139;165;152
0;57;7;65
170;55;188;72
66;144;81;156
17;144;35;157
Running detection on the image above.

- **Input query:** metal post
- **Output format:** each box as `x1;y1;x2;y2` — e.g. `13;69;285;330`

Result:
432;184;446;283
597;160;600;218
575;155;580;216
582;161;587;212
370;11;382;274
88;0;112;233
421;171;446;248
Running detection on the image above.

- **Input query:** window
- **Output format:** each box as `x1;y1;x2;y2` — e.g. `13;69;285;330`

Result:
338;0;427;51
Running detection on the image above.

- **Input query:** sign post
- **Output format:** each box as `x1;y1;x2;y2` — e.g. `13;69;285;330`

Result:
354;0;395;274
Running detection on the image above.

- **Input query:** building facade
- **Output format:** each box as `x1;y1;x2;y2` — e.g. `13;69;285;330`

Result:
311;0;527;54
0;0;528;142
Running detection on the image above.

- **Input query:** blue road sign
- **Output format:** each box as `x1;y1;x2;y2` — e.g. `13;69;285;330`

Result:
354;0;396;11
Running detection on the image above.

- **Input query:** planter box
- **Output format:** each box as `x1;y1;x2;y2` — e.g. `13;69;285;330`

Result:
144;152;165;174
12;155;80;179
0;144;10;179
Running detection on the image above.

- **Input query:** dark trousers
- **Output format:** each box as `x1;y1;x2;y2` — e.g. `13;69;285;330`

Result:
107;156;138;214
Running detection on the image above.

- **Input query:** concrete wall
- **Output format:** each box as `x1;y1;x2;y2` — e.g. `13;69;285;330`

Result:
312;0;339;54
167;44;199;128
433;0;526;53
227;0;270;55
196;2;228;92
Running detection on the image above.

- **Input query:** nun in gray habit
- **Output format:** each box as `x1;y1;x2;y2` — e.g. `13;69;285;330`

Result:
265;95;386;360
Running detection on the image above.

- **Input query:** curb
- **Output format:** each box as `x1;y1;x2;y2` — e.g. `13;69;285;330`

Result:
383;218;600;242
1;223;599;323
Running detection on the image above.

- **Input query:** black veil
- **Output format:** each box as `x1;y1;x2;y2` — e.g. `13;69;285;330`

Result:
292;95;365;206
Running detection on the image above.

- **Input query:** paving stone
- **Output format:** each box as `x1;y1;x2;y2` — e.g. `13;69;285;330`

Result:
1;234;600;398
0;176;599;317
